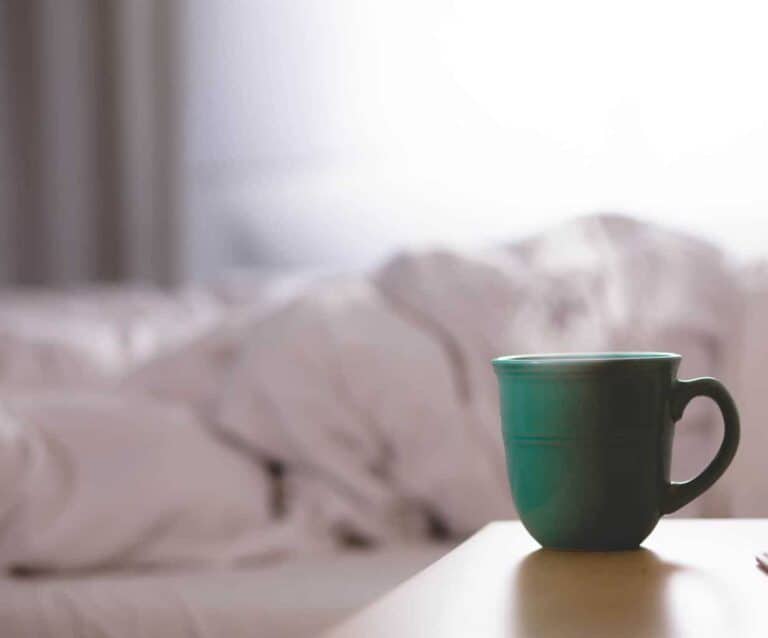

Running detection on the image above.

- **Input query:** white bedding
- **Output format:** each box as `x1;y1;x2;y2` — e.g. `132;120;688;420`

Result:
0;545;447;638
0;394;277;572
0;215;741;574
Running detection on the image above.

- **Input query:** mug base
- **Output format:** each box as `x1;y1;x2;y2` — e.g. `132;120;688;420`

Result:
540;543;643;552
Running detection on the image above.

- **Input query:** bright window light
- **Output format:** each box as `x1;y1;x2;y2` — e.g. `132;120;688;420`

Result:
187;0;768;269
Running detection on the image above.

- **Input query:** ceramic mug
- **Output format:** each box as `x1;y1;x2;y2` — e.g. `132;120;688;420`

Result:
492;353;739;550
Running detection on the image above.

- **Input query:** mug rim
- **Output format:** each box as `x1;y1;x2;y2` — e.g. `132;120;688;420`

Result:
492;352;681;369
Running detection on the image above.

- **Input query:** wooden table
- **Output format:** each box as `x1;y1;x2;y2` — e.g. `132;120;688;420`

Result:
325;520;768;637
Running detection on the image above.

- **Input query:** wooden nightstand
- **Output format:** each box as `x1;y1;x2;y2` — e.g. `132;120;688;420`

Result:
326;519;768;637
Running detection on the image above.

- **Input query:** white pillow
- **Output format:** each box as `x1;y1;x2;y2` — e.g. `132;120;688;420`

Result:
0;392;275;572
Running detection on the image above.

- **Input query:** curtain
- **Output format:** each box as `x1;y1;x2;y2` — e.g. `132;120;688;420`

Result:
0;0;182;287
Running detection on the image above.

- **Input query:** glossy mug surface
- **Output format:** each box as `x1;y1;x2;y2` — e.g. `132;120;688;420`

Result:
492;353;739;550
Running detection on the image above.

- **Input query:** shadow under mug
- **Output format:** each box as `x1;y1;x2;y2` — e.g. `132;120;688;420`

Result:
492;352;740;550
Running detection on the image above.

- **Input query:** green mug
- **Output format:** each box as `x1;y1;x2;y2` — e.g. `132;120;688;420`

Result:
492;353;739;550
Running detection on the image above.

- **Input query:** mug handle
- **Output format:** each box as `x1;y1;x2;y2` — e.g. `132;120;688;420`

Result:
662;377;740;514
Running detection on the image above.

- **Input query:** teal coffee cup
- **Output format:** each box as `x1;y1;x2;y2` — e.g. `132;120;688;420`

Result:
492;353;739;550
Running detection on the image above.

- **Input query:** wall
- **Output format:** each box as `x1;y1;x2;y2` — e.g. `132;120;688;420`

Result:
182;0;768;279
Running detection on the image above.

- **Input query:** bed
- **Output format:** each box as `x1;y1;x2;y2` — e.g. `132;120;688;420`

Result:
0;546;447;637
1;215;767;637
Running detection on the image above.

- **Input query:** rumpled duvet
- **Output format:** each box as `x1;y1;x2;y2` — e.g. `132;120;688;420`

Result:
0;215;741;572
